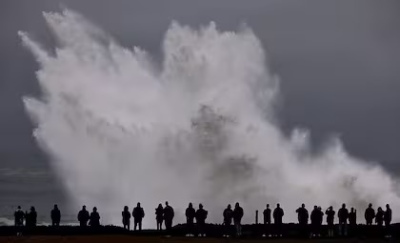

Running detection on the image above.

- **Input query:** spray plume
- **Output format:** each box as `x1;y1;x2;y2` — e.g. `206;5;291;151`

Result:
20;9;400;226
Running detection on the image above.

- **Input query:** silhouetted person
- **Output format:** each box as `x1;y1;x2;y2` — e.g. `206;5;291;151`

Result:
296;203;309;225
317;207;324;237
311;206;321;237
51;204;61;227
185;203;196;236
338;203;349;236
233;202;244;237
89;207;100;227
155;204;163;231
384;204;392;226
273;204;284;237
263;204;271;224
14;206;24;236
384;204;392;237
25;206;37;228
223;204;233;237
348;207;356;236
349;208;356;225
14;206;24;227
310;206;324;237
263;204;271;237
78;205;90;227
133;202;145;231
296;203;309;238
195;204;208;237
122;206;131;230
375;207;384;226
163;201;174;233
364;203;375;225
325;206;335;237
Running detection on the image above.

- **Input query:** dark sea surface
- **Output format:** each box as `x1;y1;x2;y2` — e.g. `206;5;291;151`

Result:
0;166;75;225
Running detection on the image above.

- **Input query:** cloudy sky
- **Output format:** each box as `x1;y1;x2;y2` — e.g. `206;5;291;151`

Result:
0;0;399;201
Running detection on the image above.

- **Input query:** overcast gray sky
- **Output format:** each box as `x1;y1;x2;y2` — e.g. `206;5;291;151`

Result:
1;0;399;179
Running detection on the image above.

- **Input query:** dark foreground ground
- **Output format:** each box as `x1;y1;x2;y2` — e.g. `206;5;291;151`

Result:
0;235;396;243
0;224;398;242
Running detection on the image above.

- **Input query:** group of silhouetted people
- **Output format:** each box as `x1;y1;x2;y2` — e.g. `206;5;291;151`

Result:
77;205;100;227
288;203;392;238
222;202;245;237
13;202;394;238
261;203;285;237
154;202;174;233
13;206;37;235
122;203;145;231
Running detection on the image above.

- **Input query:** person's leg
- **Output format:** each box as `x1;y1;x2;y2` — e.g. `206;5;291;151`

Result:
235;222;239;236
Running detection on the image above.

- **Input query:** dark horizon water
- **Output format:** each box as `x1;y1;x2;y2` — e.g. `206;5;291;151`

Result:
0;166;74;226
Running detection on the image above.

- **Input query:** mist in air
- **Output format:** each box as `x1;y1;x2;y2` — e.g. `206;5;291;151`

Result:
19;9;400;227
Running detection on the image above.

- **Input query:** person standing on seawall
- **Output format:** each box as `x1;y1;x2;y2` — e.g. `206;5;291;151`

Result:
364;203;375;226
78;205;90;227
122;206;131;230
133;202;145;231
89;207;100;227
375;207;384;226
155;204;164;231
338;204;349;237
195;203;208;237
223;204;233;237
310;206;319;238
163;201;175;235
262;204;271;237
317;206;324;237
14;206;24;236
51;204;61;227
25;206;37;228
325;206;335;237
384;204;392;237
233;202;244;237
348;208;357;236
296;203;309;238
273;203;284;237
185;203;196;237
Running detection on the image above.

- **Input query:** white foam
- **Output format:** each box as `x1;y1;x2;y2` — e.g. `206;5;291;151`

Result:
20;9;400;227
